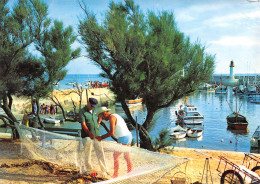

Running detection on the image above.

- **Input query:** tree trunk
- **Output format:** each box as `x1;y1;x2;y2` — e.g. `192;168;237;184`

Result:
7;93;13;110
139;125;154;151
35;97;45;129
121;98;155;151
1;94;19;139
2;93;17;122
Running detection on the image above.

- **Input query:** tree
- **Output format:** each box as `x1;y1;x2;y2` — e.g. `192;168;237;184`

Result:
32;20;81;120
0;0;80;127
0;0;50;122
79;0;215;150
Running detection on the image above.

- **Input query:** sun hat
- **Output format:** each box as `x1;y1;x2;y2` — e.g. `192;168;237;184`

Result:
89;98;98;107
96;106;111;116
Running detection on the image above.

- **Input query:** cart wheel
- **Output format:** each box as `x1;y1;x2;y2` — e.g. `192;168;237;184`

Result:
252;166;260;176
220;170;244;184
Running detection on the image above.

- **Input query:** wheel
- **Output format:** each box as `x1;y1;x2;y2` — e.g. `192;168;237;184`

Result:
221;170;244;184
252;166;260;176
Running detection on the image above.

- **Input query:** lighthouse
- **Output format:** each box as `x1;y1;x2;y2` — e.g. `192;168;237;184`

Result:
230;60;235;80
223;60;239;86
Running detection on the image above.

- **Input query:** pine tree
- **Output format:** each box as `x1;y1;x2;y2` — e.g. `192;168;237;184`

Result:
78;0;215;150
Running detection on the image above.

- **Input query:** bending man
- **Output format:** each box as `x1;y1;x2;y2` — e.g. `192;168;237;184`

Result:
96;107;132;178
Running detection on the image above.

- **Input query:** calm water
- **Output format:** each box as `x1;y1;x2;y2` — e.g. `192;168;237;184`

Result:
128;87;260;153
54;74;105;90
55;75;260;152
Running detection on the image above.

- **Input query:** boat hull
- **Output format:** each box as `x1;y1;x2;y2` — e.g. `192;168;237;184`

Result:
115;98;143;107
226;113;248;130
227;122;248;130
44;118;60;124
169;132;186;139
187;129;203;138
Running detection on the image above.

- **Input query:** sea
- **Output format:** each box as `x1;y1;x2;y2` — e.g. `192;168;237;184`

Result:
54;74;106;90
54;74;260;153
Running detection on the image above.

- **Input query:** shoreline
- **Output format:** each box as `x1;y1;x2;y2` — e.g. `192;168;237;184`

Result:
11;87;115;115
2;88;260;183
0;139;258;183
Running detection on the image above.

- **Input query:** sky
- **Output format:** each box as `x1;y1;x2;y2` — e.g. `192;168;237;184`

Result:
9;0;260;74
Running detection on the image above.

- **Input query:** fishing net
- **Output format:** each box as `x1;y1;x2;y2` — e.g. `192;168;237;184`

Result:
15;123;188;183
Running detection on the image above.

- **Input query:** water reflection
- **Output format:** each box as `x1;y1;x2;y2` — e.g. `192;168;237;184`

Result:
107;89;260;153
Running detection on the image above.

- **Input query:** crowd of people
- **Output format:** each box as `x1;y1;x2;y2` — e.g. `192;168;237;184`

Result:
85;81;110;89
39;104;58;115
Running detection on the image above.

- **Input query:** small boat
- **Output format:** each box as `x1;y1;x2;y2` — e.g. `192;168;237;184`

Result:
175;104;204;125
43;117;60;124
187;127;203;138
169;125;187;139
215;77;227;94
215;85;227;94
73;83;82;88
250;126;260;148
226;112;248;130
66;82;75;85
115;98;143;107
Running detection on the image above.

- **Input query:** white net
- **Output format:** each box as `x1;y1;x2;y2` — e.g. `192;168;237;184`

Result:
15;123;188;183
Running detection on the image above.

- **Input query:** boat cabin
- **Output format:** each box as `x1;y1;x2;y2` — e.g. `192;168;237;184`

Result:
183;105;201;116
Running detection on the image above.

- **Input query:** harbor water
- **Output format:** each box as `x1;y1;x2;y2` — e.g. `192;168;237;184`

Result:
55;75;260;153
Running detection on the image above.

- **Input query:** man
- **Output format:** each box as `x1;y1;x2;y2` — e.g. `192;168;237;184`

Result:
32;101;37;115
78;98;108;175
96;107;132;178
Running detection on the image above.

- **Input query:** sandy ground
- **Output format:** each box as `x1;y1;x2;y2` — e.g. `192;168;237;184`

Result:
1;138;258;184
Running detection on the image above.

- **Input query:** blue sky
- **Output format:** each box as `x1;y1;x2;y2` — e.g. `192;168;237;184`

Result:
9;0;260;74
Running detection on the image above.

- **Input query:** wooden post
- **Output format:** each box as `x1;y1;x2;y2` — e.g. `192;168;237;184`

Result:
86;89;89;103
136;116;138;147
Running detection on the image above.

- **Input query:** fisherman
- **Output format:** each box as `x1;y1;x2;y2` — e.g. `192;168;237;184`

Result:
78;98;108;176
96;107;132;178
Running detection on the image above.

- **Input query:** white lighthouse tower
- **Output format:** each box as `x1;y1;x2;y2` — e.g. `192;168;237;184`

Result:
223;60;239;86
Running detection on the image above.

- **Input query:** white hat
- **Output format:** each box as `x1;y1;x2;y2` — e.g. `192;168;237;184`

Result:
96;106;111;116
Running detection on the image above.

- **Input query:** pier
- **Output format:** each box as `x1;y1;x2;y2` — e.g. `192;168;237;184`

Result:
212;74;260;86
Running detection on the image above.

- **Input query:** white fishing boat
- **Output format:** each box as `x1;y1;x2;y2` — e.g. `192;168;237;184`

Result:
168;125;187;139
186;127;203;138
175;104;204;125
250;126;260;148
43;117;60;124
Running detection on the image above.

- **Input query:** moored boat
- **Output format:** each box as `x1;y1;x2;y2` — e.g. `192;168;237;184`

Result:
168;125;187;139
175;104;204;125
215;77;227;94
250;126;260;148
115;98;143;107
186;127;203;138
43;117;60;124
215;85;227;94
226;113;248;130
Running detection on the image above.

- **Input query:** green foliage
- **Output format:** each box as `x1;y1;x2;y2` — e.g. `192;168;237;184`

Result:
79;0;215;149
0;0;80;120
152;128;174;151
35;20;81;98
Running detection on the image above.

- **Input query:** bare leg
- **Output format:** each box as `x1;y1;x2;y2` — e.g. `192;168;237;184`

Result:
113;151;122;178
124;152;132;173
